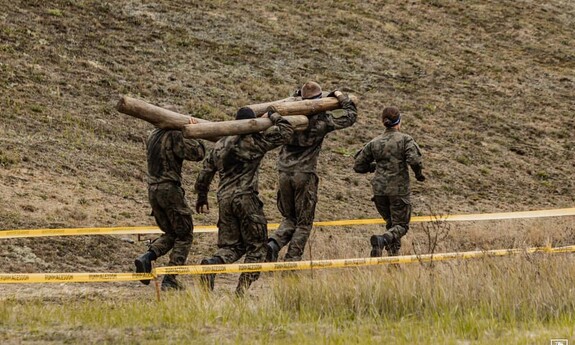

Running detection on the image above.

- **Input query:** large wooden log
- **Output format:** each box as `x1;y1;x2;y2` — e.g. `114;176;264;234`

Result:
245;97;298;116
183;115;309;139
245;91;333;116
268;95;358;116
116;96;210;129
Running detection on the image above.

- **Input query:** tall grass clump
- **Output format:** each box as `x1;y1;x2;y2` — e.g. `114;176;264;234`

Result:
271;254;575;328
2;254;574;344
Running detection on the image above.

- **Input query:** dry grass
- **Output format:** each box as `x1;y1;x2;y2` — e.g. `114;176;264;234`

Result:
1;254;574;344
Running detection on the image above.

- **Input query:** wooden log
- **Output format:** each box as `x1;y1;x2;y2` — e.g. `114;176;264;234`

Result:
245;92;332;116
116;96;222;142
268;95;359;116
183;115;309;139
245;97;298;116
116;96;210;129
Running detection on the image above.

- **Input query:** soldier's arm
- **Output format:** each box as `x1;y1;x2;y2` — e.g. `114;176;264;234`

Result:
171;130;206;162
353;143;375;174
183;138;206;162
257;113;295;152
194;149;217;195
194;148;217;213
405;137;425;181
326;91;358;132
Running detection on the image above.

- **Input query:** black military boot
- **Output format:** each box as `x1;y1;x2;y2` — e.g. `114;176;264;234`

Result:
235;273;256;297
370;233;393;258
266;240;280;262
199;257;224;291
134;251;156;285
161;274;185;291
386;239;401;256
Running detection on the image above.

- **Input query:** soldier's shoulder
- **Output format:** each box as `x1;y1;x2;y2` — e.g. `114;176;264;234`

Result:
370;133;387;142
399;131;414;138
400;132;418;142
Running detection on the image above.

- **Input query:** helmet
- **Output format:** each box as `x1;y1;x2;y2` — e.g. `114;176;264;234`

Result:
301;81;322;99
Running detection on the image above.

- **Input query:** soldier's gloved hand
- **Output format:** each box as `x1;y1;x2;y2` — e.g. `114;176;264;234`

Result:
415;173;426;182
196;193;209;214
369;162;376;173
268;112;283;124
292;89;301;97
334;91;350;105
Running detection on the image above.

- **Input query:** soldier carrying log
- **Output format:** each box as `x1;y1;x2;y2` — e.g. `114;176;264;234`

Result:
194;107;294;296
266;81;358;262
134;117;206;291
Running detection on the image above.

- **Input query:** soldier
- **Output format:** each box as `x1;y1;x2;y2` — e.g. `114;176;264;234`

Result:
353;106;425;257
266;81;357;262
134;118;206;290
195;107;294;296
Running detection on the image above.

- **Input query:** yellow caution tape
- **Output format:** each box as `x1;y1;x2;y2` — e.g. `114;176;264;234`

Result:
156;245;575;275
1;245;573;283
0;207;574;239
0;272;154;284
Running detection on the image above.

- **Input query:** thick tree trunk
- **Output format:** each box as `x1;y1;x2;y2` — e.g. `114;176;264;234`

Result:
116;96;221;142
245;97;298;116
268;95;358;116
183;115;309;139
116;96;210;129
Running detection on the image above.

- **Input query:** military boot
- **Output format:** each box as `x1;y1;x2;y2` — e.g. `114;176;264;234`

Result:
370;233;393;258
134;251;156;285
386;239;401;256
235;273;256;297
161;274;185;291
266;240;280;262
199;257;223;291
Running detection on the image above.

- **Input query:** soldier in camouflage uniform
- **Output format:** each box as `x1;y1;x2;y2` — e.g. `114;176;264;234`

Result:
134;118;206;291
354;106;425;257
266;82;357;262
195;107;294;296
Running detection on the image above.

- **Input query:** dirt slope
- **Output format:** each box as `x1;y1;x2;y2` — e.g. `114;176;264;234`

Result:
0;0;574;273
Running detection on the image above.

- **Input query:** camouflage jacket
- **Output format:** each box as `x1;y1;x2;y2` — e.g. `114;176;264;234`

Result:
195;116;294;199
354;128;423;196
147;128;206;185
277;97;357;173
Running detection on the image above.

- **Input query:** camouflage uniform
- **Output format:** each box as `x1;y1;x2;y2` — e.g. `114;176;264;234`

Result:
354;127;423;255
269;96;357;261
147;128;205;266
195;115;293;291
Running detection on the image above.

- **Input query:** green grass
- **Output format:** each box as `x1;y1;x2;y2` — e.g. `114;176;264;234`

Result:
2;255;574;344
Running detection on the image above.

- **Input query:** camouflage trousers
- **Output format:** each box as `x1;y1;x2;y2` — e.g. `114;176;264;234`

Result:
148;183;193;266
213;192;268;285
270;171;318;261
373;195;411;255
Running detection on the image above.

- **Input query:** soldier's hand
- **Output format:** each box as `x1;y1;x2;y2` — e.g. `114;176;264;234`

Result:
189;117;198;125
196;193;210;214
334;91;350;105
269;112;282;124
369;162;376;173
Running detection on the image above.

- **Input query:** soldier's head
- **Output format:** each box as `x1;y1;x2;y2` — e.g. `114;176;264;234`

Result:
301;81;322;100
236;107;256;120
382;107;401;128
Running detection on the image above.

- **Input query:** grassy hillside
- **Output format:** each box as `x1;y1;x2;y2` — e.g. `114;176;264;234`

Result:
1;0;573;231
